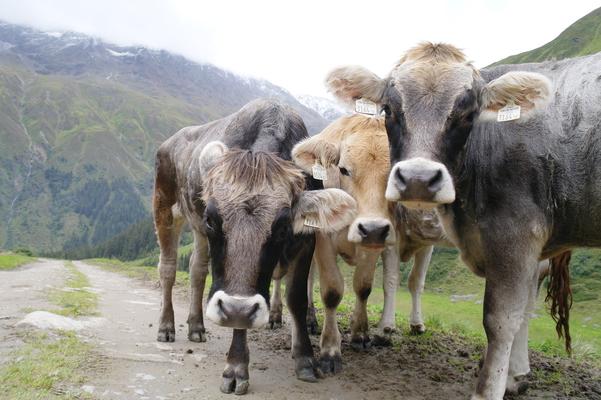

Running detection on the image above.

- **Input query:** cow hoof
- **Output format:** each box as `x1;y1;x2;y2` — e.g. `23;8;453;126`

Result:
268;312;282;330
350;335;372;352
268;320;282;330
505;376;530;396
295;356;323;382
220;376;249;395
222;365;250;395
410;324;426;335
372;334;393;347
157;328;175;342
381;325;395;335
188;328;206;343
319;353;342;375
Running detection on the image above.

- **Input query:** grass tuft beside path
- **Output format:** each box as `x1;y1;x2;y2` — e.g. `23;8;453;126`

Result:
48;261;98;317
0;252;36;270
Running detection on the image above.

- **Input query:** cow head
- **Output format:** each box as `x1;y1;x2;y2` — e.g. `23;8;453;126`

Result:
200;142;356;329
326;43;552;210
292;115;395;250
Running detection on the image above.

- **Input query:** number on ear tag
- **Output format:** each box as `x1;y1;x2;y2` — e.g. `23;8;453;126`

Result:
312;164;328;181
497;105;521;122
355;98;379;116
303;216;321;229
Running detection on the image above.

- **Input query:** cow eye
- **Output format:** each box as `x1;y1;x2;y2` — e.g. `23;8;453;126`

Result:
339;166;350;176
205;215;215;232
382;104;391;116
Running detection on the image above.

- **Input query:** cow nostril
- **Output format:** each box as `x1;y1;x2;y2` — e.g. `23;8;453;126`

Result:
395;168;407;188
357;223;368;238
217;299;225;313
428;169;443;191
380;225;390;240
248;302;260;318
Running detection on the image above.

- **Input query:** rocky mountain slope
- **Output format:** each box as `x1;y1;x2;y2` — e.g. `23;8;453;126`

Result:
0;22;328;252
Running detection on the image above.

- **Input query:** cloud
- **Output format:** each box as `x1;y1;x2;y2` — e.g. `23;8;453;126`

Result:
0;0;598;96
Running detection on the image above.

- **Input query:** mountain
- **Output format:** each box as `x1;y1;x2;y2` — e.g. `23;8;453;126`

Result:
0;22;328;253
492;7;601;66
296;94;347;121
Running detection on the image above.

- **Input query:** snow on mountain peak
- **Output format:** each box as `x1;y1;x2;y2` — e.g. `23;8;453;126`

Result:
296;94;348;121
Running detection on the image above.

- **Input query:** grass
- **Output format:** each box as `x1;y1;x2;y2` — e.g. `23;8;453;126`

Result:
0;331;94;400
48;261;98;317
0;252;36;270
312;250;601;366
0;260;99;399
87;257;196;287
493;6;601;65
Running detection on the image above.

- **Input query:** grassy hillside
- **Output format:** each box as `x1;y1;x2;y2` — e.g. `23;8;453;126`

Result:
493;7;601;66
0;62;199;251
0;22;328;253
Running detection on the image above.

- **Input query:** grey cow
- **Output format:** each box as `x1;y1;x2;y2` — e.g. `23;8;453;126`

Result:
325;43;600;399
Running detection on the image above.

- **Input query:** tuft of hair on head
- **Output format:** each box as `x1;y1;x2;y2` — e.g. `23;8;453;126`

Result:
325;65;387;107
203;149;306;199
398;42;467;65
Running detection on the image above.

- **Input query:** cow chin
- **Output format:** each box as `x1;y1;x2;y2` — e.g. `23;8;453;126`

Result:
206;290;270;329
385;158;455;208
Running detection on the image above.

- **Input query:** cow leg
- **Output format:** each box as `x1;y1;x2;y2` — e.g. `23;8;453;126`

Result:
220;329;250;395
505;261;544;395
378;245;399;336
269;265;284;329
187;231;209;342
408;245;433;334
286;237;322;382
473;251;538;400
306;260;319;335
350;253;379;351
315;233;343;375
155;204;184;343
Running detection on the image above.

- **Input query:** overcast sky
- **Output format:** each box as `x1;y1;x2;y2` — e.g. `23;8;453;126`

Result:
0;1;599;97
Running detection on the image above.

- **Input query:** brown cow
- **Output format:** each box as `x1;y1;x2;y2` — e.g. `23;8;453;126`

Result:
153;99;357;394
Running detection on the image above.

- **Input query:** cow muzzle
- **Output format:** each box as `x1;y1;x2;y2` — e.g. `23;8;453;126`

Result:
347;217;395;249
385;157;455;209
206;291;269;329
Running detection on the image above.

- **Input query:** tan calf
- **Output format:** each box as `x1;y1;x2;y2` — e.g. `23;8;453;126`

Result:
292;114;449;374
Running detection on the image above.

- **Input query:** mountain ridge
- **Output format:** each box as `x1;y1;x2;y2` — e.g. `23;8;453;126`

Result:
0;21;328;252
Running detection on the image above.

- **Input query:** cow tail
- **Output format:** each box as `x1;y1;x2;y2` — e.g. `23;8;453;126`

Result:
545;250;573;354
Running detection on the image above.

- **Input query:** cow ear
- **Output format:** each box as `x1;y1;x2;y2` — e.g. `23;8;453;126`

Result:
479;71;552;120
199;141;228;175
292;135;340;172
292;188;357;234
325;66;387;108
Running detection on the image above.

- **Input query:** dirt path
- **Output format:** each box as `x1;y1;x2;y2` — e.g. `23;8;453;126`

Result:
0;259;66;363
74;261;377;400
72;261;601;400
